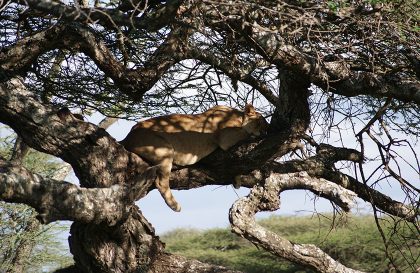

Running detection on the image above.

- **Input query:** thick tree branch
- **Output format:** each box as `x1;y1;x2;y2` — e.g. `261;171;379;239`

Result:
321;170;418;222
265;161;418;222
0;159;158;225
167;142;416;221
0;24;65;73
0;23;187;100
98;116;119;130
230;172;362;273
10;136;29;164
250;34;420;105
167;133;301;189
0;77;148;188
1;1;415;271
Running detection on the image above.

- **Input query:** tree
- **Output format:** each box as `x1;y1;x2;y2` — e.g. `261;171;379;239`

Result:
0;0;418;272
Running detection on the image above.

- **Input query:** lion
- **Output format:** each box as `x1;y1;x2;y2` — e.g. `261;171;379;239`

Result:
120;105;268;211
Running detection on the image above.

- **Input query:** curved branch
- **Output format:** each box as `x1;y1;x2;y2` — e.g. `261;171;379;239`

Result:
229;172;362;273
0;23;187;99
265;162;418;221
251;35;420;105
0;159;158;225
167;142;416;221
322;170;418;222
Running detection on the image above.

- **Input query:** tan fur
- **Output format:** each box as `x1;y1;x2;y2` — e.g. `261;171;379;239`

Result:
120;105;268;211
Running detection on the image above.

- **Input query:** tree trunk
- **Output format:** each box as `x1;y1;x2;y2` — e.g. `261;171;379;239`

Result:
68;207;163;273
271;70;311;135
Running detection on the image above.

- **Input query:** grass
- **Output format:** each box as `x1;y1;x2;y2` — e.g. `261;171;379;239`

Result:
161;214;419;273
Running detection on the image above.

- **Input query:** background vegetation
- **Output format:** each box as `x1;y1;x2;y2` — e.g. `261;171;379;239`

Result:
0;130;73;272
163;215;419;273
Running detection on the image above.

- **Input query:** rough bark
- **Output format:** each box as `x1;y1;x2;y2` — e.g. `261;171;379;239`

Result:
68;208;162;273
5;136;38;273
0;23;187;100
232;145;417;222
10;136;29;164
0;76;258;272
195;0;420;105
0;77;148;187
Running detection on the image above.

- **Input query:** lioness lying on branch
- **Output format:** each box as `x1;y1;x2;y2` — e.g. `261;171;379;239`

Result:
121;105;268;211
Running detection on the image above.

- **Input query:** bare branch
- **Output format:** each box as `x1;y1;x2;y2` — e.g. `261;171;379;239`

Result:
168;140;416;222
251;35;420;105
258;147;417;222
230;172;362;273
98;117;119;130
194;0;420;105
322;170;418;221
186;46;280;106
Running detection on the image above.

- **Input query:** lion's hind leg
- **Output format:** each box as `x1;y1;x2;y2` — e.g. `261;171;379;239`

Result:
155;154;181;212
122;129;181;212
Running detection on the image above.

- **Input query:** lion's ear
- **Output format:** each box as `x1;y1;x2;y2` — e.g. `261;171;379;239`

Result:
244;104;256;116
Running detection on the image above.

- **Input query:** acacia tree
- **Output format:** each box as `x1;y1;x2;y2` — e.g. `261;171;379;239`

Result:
0;0;418;272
